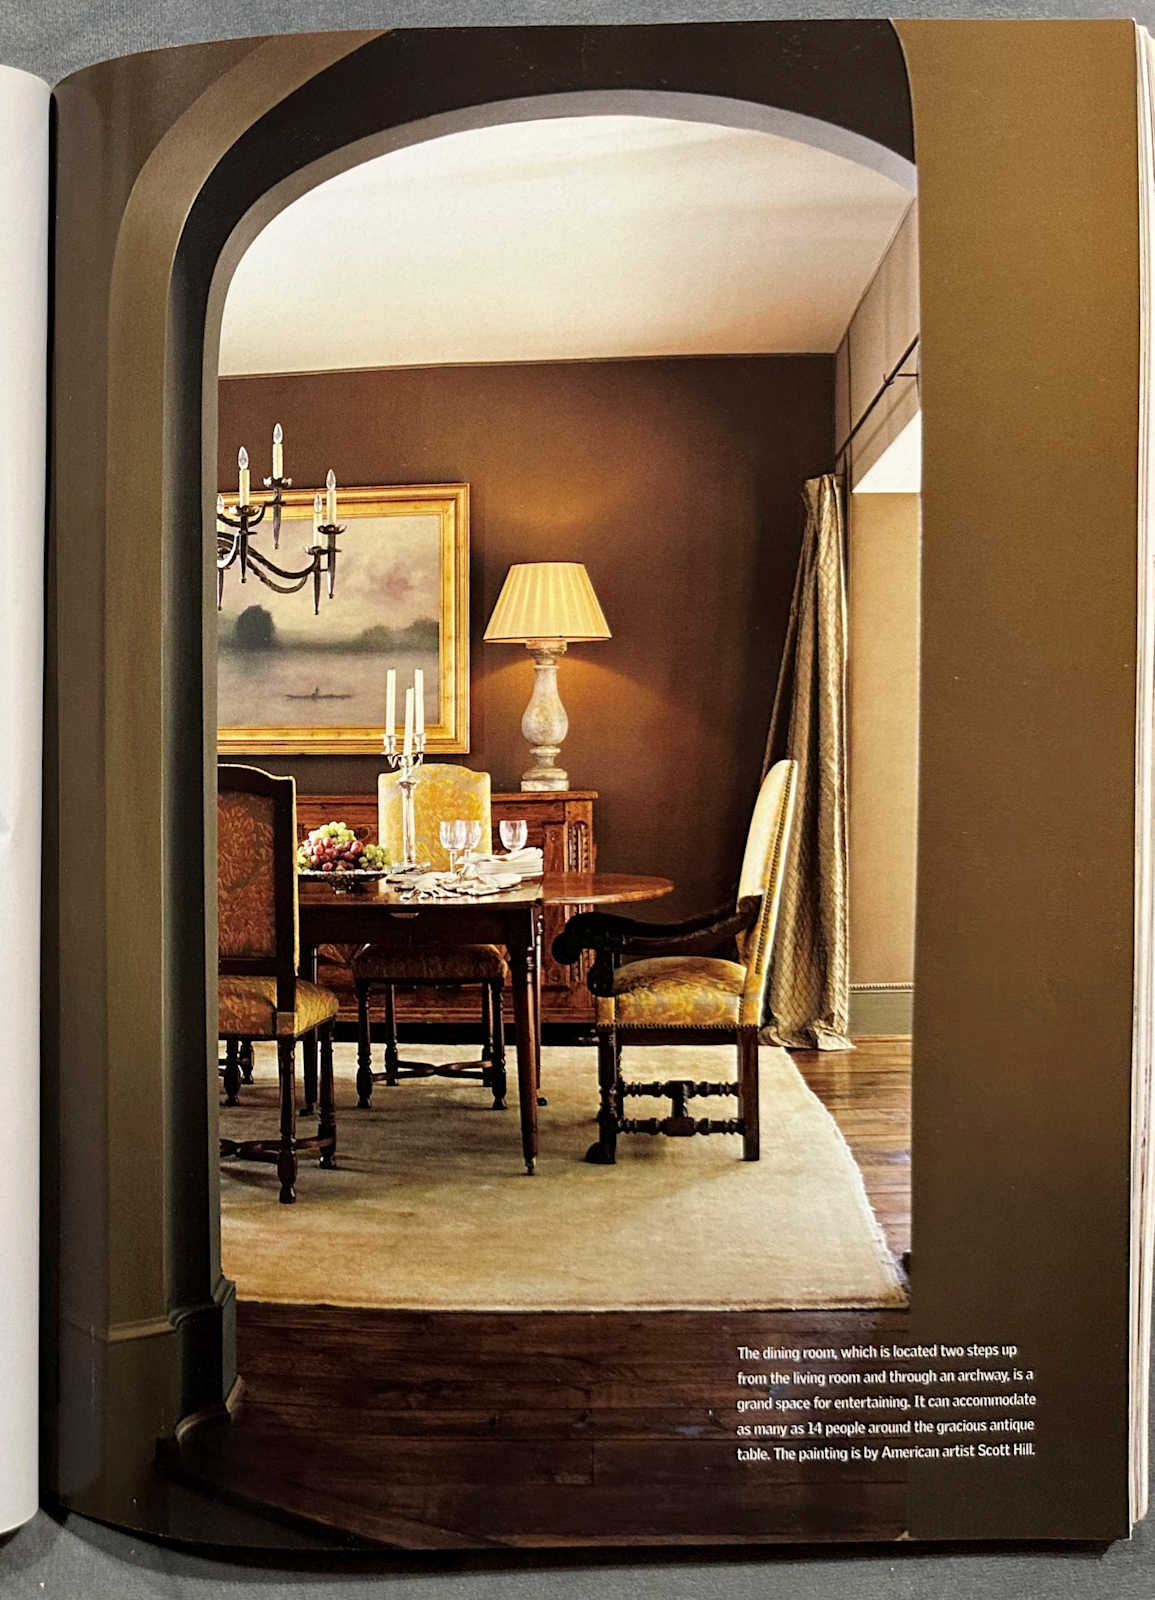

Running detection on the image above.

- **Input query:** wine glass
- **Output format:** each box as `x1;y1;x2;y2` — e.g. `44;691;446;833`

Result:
439;818;469;874
500;819;528;854
461;820;483;866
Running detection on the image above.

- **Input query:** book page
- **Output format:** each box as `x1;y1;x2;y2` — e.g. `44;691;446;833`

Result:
0;62;49;1535
42;20;1145;1549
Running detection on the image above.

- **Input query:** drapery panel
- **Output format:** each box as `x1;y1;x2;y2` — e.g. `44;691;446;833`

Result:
761;474;853;1050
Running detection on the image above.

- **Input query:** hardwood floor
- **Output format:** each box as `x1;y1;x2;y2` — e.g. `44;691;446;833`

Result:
175;1306;911;1549
172;1035;913;1550
792;1036;912;1259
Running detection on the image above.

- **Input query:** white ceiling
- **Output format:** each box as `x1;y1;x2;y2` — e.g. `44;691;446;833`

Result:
219;115;913;376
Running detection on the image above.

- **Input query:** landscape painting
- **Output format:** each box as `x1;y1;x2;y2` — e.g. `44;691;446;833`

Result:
216;483;469;753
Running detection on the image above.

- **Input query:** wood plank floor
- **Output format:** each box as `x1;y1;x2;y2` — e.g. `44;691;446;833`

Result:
792;1036;912;1260
173;1036;913;1550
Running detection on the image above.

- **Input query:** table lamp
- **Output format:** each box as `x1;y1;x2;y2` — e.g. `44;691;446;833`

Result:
483;561;611;791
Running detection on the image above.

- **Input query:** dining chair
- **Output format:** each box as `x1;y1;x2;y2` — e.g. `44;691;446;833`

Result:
350;764;509;1110
552;759;798;1164
218;763;341;1203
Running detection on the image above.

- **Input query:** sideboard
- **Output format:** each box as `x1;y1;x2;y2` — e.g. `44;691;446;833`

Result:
296;789;597;1026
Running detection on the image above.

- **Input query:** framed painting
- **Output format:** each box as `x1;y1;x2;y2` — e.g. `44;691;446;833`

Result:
216;483;469;754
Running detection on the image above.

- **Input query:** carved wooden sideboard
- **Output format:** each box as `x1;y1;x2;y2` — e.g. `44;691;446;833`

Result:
296;789;597;1026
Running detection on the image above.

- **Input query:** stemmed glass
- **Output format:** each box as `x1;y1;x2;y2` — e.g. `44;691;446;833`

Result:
438;819;469;874
460;820;483;869
499;819;528;854
438;819;482;876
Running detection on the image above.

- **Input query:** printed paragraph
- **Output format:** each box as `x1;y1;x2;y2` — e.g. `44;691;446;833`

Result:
732;1340;1037;1465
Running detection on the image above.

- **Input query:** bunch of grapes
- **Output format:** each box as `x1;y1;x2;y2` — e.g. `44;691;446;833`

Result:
296;821;390;874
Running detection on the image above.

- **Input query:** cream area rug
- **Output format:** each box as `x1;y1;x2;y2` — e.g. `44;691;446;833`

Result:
219;1042;907;1312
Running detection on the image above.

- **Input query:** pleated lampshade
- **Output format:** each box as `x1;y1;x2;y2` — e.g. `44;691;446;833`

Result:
483;562;611;643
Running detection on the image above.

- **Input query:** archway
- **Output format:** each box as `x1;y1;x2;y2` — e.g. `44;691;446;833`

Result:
54;21;920;1529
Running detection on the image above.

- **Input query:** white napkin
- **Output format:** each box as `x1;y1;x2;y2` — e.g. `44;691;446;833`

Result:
471;847;543;877
400;870;522;898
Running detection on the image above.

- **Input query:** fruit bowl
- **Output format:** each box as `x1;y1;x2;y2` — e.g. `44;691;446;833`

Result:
296;820;391;881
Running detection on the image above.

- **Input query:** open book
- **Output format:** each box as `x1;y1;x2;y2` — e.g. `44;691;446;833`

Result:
2;16;1154;1551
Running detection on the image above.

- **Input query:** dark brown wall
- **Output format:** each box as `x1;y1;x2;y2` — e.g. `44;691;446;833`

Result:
219;356;833;916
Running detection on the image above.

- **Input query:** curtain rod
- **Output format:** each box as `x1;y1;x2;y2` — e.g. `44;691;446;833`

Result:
834;333;920;463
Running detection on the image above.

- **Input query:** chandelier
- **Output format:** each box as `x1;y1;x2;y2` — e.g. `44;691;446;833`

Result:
215;424;344;613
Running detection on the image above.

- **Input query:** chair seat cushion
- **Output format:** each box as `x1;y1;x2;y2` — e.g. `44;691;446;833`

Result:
219;976;340;1039
598;955;746;1028
352;943;509;984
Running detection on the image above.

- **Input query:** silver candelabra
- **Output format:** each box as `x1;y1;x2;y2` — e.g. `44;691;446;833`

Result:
383;728;426;870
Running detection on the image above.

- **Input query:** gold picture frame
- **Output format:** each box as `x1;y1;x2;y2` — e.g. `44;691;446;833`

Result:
216;483;469;754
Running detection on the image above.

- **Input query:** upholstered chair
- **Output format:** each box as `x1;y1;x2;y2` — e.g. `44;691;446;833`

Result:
218;764;340;1203
553;759;797;1164
350;765;508;1110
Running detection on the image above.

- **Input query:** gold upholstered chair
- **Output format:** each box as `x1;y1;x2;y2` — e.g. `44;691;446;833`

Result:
351;764;508;1110
553;759;797;1165
218;764;340;1203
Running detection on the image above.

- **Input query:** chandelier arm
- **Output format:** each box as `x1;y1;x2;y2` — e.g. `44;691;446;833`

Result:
216;500;268;533
247;548;325;585
245;564;314;598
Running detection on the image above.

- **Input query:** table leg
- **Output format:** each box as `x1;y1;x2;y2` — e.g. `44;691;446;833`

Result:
533;912;546;1108
509;923;539;1176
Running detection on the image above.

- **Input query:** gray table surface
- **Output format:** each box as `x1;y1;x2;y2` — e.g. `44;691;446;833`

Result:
4;0;1155;1592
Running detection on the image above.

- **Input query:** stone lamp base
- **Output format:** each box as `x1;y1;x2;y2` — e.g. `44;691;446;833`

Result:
519;641;572;791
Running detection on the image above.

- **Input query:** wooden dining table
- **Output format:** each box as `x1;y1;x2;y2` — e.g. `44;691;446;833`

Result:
298;871;673;1174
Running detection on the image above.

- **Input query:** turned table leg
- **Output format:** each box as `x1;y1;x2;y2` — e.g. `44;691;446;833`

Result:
533;913;546;1108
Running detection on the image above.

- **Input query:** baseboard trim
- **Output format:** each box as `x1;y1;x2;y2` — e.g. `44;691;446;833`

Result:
850;983;913;1036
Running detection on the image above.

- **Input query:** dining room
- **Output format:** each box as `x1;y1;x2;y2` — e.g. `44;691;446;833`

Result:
201;32;920;1541
211;94;917;1215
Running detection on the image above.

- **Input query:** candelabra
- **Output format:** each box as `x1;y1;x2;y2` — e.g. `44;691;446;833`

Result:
383;728;426;871
215;425;344;614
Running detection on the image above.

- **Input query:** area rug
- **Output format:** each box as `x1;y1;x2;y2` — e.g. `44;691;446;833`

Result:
219;1042;907;1311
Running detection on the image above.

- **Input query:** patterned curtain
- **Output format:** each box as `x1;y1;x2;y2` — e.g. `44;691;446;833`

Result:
761;475;853;1050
